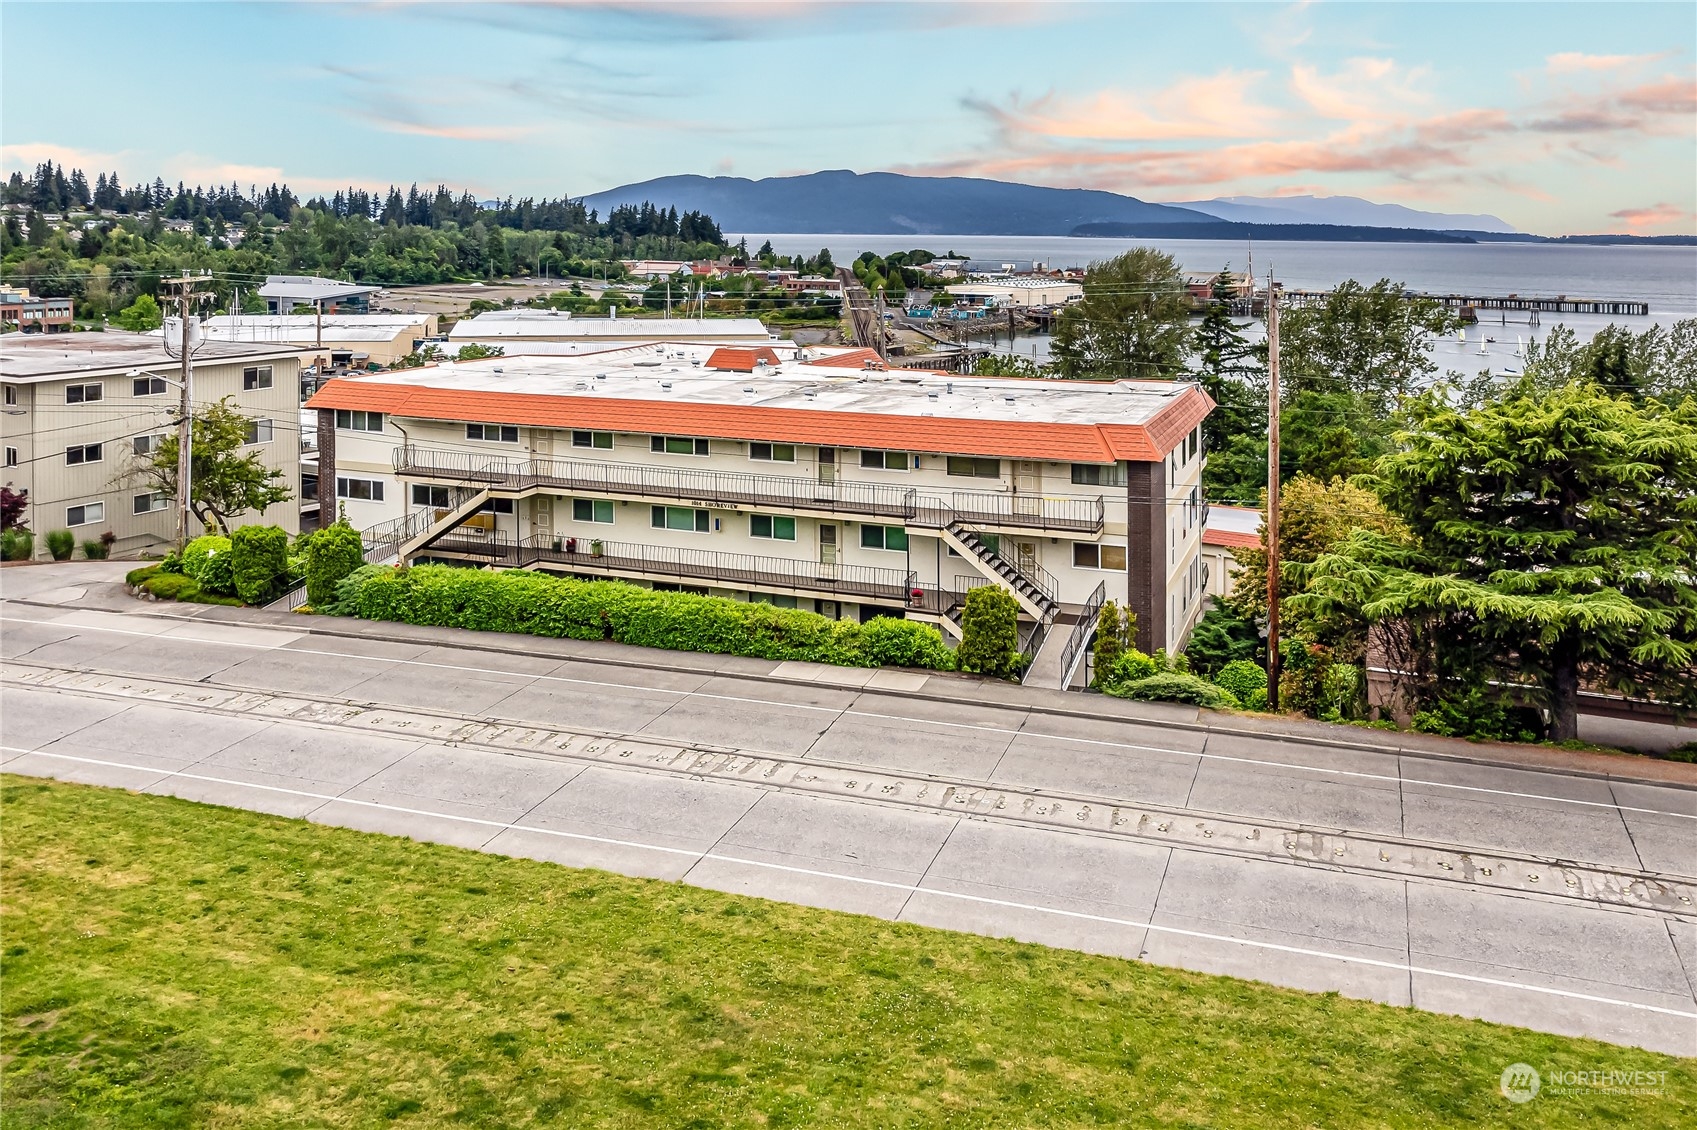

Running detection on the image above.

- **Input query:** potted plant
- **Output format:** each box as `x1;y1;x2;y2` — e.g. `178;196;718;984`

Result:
909;586;925;606
551;535;563;552
45;529;75;561
589;539;604;558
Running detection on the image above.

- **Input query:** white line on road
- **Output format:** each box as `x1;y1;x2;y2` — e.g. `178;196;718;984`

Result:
5;745;1696;1023
4;611;1692;821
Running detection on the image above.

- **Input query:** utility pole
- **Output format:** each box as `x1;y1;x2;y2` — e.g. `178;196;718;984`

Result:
315;296;323;349
1265;269;1282;712
159;273;215;551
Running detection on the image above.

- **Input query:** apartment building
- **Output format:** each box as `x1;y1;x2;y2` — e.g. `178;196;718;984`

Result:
307;344;1214;666
0;331;304;557
1;287;74;333
161;313;440;370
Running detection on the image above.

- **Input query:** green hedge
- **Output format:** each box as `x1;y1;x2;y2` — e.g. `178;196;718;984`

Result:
141;573;199;600
956;587;1021;679
1105;672;1240;710
1214;660;1269;711
231;525;289;604
305;521;365;607
182;535;231;580
334;565;956;671
126;564;162;587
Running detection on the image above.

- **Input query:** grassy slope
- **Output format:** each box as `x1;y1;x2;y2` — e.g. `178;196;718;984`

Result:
1;776;1689;1128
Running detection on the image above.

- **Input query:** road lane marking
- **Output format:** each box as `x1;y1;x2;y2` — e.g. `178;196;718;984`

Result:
3;612;1692;821
5;745;1695;1024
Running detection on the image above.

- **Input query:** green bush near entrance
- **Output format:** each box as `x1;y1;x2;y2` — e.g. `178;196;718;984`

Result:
302;520;365;607
333;565;956;671
231;525;289;605
954;587;1022;679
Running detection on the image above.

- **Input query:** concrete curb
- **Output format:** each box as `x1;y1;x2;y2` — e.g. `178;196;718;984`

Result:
10;590;1696;792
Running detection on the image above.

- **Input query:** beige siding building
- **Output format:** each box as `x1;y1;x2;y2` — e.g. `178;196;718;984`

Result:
165;314;439;371
1;331;304;558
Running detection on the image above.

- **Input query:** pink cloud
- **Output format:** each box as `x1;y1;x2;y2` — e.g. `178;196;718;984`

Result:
1289;57;1431;123
1546;51;1669;74
973;70;1280;143
354;113;536;142
1608;202;1692;232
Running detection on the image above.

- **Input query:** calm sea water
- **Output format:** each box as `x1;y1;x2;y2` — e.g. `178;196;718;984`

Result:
742;234;1697;317
741;233;1696;366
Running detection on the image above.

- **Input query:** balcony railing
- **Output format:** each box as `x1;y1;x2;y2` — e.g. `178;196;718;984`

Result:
392;445;1105;533
420;531;974;610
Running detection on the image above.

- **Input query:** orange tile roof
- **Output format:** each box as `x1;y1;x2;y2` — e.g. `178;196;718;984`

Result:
308;380;1214;463
806;348;883;369
1203;528;1261;550
705;346;783;372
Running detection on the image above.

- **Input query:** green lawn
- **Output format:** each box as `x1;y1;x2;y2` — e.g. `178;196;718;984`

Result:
1;776;1689;1128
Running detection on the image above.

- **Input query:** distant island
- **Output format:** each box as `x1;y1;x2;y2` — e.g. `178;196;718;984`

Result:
1069;221;1474;244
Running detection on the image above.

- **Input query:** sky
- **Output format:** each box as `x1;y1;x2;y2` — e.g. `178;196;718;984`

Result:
2;1;1694;235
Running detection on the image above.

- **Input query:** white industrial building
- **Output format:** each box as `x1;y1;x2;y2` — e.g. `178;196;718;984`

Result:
945;278;1084;309
308;344;1213;683
446;310;775;352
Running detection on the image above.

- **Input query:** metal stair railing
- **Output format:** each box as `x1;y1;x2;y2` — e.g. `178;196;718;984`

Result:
944;521;1059;615
1059;580;1108;690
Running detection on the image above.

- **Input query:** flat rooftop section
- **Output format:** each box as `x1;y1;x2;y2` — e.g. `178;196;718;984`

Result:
158;315;431;344
258;275;377;300
448;311;771;340
0;330;305;382
1204;504;1262;549
329;343;1197;428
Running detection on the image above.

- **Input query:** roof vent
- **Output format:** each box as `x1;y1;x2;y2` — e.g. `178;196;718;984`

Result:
595;373;607;380
493;367;504;374
1004;394;1016;404
742;386;755;393
660;381;673;391
804;390;816;399
927;391;939;400
946;382;954;394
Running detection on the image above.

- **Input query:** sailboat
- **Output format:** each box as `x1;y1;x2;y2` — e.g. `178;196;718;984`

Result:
1477;336;1489;356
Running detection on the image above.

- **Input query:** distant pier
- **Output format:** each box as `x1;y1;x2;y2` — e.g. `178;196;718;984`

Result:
1281;289;1650;317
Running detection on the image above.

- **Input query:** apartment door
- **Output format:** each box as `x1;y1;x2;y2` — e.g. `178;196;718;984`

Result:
818;524;839;570
817;447;837;485
1013;538;1039;579
1013;460;1042;517
533;429;553;458
533;494;552;536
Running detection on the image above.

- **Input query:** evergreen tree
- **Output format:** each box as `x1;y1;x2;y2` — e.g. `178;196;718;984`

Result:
1052;248;1191;380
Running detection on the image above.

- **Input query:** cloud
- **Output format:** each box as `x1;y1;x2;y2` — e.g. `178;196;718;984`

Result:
353;114;537;142
1608;202;1691;231
1289;57;1430;123
1546;51;1668;74
0;142;126;175
968;70;1280;143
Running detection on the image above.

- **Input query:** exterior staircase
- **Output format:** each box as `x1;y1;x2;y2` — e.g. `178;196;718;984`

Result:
397;488;492;560
939;521;1059;622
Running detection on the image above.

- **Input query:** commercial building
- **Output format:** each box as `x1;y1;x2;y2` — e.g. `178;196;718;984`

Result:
306;344;1214;672
257;275;378;316
446;310;776;351
945;278;1084;309
1;331;304;557
1;287;74;333
158;313;440;371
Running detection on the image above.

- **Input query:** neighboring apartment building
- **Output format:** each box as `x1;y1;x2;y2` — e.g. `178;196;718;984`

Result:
1200;504;1261;602
0;331;304;557
257;275;377;316
307;344;1214;659
1;287;74;333
157;313;440;371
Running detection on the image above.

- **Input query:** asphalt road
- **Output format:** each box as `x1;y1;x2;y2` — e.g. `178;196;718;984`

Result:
2;565;1694;1055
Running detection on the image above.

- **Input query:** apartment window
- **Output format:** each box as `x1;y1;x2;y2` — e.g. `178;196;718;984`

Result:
3;384;14;405
334;409;384;432
480;498;515;515
133;433;164;456
466;423;519;443
946;456;1000;479
750;442;795;463
860;524;908;551
335;476;385;501
133;376;168;397
66;383;103;404
243;365;274;390
651;435;710;456
66;443;102;466
572;498;614;524
859;449;908;471
4;447;17;468
133;491;169;514
412;485;451;508
572;430;614;449
66;502;104;527
753;593;799;609
750;514;796;541
1071;463;1128;487
651;505;709;532
244;419;274;445
1073;543;1128;571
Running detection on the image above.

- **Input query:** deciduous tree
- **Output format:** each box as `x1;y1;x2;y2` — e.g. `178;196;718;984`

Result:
1052;248;1191;380
136;397;292;535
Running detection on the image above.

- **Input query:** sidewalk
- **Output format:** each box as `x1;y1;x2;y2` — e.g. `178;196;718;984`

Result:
5;563;1694;789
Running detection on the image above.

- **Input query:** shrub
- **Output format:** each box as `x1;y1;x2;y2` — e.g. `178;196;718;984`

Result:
1184;604;1260;676
45;529;75;561
1;528;34;561
1411;685;1543;743
1665;742;1697;764
305;521;366;607
1106;672;1240;711
126;564;162;587
331;565;957;671
858;616;956;670
231;524;289;604
182;534;231;580
81;538;110;560
1091;600;1132;680
1214;659;1268;704
158;550;185;574
141;573;200;600
955;587;1021;679
1104;649;1159;687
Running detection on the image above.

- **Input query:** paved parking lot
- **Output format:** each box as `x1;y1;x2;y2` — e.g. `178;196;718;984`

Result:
2;582;1694;1055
